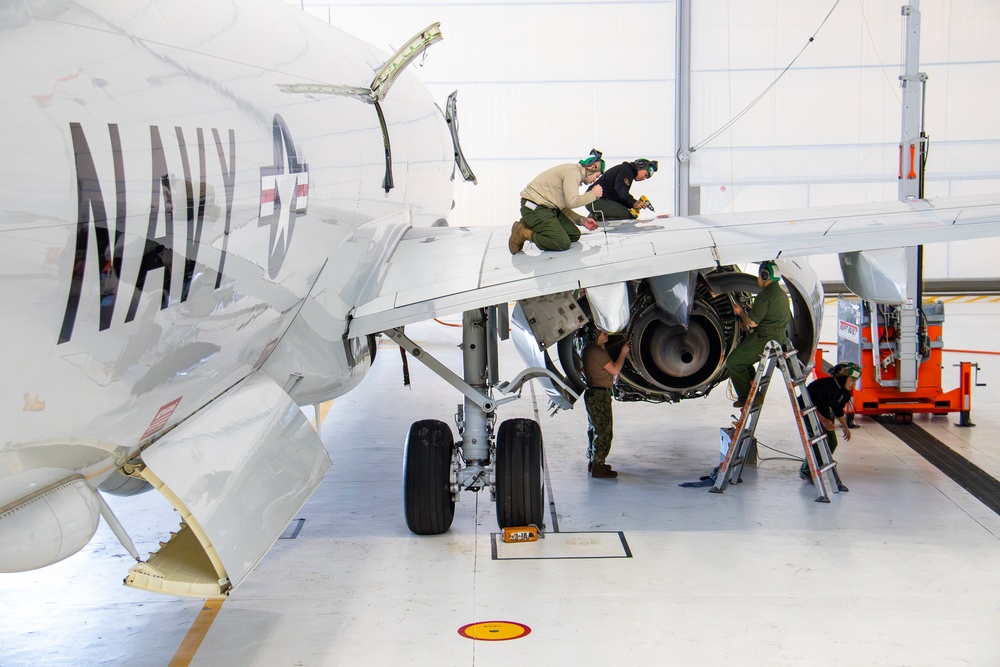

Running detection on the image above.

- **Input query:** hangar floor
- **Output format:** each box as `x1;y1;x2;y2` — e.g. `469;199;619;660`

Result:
3;298;1000;666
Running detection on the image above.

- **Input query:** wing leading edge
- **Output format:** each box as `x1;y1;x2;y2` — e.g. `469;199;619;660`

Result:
349;193;1000;337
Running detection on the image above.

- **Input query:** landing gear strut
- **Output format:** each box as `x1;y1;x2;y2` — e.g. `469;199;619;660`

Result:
388;307;559;535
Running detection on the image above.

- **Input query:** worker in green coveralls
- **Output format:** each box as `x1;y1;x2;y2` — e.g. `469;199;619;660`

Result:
724;261;792;409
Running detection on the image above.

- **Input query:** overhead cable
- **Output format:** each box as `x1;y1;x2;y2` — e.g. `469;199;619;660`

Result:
689;0;842;154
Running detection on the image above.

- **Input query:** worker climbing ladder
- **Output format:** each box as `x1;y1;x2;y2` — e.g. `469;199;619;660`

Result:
711;339;849;502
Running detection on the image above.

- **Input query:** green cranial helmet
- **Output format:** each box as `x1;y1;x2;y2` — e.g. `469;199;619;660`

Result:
634;158;658;176
834;362;862;379
580;148;605;173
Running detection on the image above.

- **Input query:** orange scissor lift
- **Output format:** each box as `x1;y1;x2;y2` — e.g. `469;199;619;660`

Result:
818;296;981;426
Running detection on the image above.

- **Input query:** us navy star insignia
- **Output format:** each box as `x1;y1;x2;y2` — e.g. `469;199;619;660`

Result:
259;114;309;279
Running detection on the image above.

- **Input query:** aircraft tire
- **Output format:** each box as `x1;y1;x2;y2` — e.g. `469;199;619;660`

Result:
495;418;544;529
403;419;455;535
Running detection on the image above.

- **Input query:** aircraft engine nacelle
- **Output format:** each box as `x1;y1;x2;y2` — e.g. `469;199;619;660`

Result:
515;261;824;408
0;469;101;572
618;289;733;400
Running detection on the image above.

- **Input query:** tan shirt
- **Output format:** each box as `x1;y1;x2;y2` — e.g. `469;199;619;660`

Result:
520;163;598;225
582;343;614;388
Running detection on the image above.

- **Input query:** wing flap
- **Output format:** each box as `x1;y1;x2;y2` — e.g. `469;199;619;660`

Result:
124;375;331;598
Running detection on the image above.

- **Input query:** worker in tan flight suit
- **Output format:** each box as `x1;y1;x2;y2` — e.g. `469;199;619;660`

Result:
508;150;606;254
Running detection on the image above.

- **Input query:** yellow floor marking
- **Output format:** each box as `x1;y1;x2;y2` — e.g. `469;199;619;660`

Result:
825;294;1000;305
458;620;531;641
313;400;334;431
169;598;225;667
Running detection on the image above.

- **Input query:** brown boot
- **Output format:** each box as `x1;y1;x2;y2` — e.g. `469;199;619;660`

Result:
508;219;531;254
591;462;618;479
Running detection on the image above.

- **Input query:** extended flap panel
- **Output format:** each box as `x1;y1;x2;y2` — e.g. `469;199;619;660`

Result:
126;375;331;597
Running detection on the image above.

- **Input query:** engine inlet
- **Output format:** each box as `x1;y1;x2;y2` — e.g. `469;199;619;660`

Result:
625;303;727;395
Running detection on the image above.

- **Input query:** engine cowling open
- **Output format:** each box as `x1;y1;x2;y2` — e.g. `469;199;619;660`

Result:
544;264;821;406
619;293;734;400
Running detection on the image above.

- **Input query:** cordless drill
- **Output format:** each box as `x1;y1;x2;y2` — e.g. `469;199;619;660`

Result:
629;195;654;217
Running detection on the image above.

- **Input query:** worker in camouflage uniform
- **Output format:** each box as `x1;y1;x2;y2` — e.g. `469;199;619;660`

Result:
582;328;631;478
725;261;792;409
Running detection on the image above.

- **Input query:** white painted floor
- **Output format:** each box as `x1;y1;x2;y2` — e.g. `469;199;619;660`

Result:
4;298;1000;666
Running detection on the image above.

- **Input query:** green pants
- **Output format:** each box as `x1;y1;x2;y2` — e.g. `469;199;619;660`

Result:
725;332;770;402
584;388;614;464
521;200;580;251
588;199;636;221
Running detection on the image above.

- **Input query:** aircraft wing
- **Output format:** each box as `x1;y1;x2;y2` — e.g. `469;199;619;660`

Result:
349;193;1000;337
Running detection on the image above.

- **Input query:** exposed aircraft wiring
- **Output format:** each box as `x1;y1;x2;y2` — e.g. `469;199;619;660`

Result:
687;0;843;155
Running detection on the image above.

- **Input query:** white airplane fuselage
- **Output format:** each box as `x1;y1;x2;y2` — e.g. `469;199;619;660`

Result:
9;0;1000;599
1;0;453;585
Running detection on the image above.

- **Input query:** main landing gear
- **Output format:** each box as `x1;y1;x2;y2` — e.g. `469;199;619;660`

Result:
388;307;570;535
495;418;544;529
403;419;455;535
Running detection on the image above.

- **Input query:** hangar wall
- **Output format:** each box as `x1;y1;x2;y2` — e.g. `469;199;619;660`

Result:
286;0;1000;280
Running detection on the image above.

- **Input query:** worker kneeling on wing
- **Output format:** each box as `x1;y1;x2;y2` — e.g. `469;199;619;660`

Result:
586;158;657;221
509;150;605;254
799;362;860;482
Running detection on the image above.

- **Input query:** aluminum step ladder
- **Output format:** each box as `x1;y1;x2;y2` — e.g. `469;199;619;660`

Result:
712;339;849;502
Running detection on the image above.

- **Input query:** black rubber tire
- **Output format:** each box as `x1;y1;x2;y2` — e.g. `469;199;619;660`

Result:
495;418;544;529
403;419;455;535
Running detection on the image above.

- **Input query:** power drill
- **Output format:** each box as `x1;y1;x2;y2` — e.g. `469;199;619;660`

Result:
629;195;654;217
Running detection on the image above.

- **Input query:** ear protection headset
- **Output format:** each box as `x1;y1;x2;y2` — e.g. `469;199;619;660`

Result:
758;261;781;282
633;158;658;176
580;148;606;174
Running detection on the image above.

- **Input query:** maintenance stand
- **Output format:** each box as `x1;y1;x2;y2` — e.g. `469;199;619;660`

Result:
712;340;849;503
